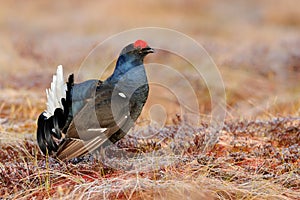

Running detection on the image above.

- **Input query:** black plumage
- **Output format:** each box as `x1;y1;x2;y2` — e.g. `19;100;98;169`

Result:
37;40;154;160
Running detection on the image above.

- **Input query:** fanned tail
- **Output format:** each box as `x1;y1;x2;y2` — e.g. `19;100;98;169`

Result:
37;65;74;155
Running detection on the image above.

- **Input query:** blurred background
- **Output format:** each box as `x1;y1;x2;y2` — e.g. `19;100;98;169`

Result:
0;0;300;129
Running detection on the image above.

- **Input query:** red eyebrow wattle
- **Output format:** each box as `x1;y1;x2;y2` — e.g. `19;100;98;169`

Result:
134;40;148;48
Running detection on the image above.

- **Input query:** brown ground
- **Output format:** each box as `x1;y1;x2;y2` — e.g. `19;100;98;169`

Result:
0;0;299;199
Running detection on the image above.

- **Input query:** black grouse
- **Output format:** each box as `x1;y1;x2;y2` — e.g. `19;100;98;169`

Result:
37;40;154;160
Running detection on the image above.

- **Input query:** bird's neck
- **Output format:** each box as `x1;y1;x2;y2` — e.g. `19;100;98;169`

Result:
106;54;146;86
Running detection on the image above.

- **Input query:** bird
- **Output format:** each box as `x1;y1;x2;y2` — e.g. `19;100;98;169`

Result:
37;40;154;161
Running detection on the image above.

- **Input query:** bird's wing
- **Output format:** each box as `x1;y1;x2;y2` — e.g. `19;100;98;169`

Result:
71;79;101;115
55;83;133;160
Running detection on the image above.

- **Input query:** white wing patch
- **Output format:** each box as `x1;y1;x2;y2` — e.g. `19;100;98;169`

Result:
118;92;126;98
44;65;67;118
87;128;107;132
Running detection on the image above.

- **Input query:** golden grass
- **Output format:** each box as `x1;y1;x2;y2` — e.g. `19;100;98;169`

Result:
1;118;299;199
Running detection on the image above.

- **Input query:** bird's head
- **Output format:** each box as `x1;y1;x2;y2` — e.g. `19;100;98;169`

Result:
119;40;155;61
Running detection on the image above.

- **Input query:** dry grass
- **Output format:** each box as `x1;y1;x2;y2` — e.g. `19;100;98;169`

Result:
0;119;299;199
1;0;300;199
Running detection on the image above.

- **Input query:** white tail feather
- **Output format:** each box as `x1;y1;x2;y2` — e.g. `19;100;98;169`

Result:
44;65;67;118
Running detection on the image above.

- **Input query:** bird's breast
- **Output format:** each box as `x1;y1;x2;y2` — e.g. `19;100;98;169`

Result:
128;83;149;121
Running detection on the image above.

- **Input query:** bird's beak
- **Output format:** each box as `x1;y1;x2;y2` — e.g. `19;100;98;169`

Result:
142;47;155;54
